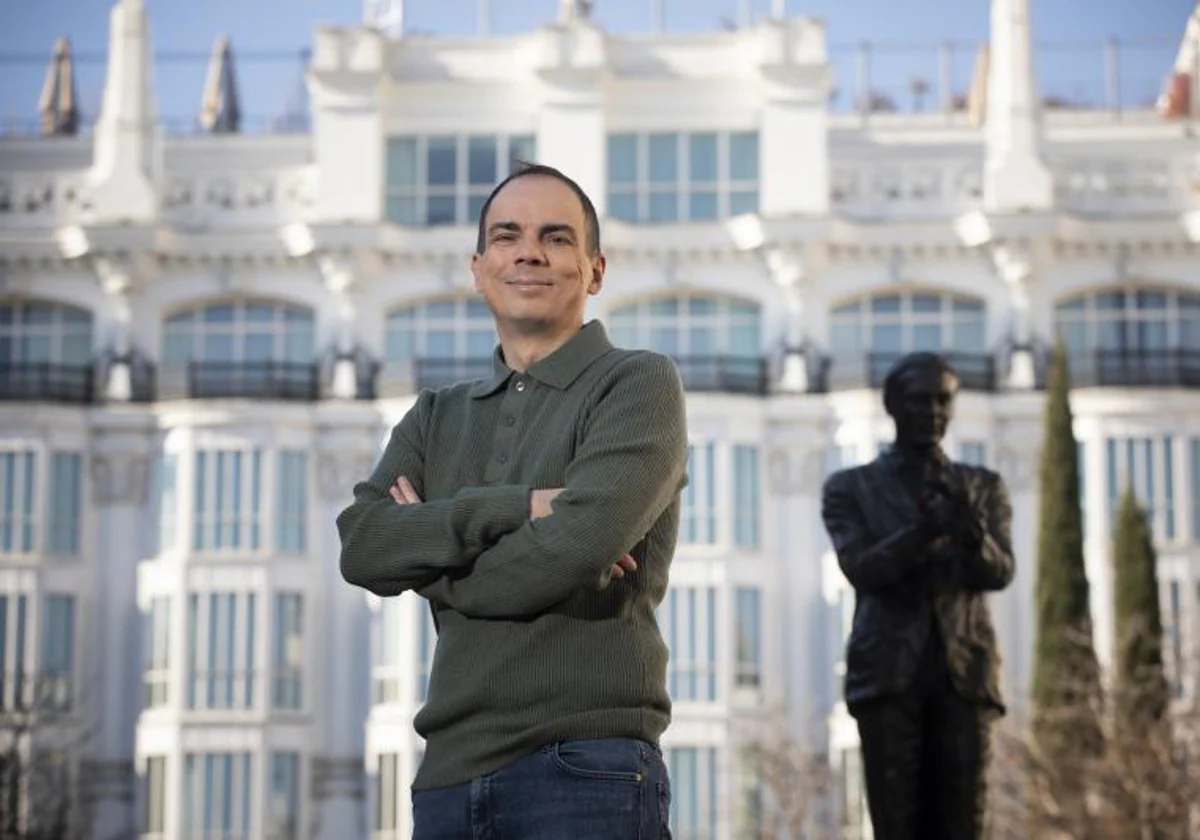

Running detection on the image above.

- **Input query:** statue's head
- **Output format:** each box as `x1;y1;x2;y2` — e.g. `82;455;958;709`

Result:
882;352;959;451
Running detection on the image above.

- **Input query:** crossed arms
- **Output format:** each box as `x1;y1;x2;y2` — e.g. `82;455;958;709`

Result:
821;468;1015;594
337;353;688;619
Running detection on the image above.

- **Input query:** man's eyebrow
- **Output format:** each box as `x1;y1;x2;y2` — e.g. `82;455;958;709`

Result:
487;221;522;235
539;223;577;238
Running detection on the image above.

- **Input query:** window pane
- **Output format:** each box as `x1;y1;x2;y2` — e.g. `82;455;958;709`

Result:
912;294;941;314
607;134;638;184
912;323;942;352
244;333;273;362
688;191;718;221
729;131;759;180
688;133;718;181
22;304;52;325
872;323;903;353
1095;291;1125;312
426;196;457;226
385;196;420;225
831;322;861;354
871;295;901;315
648;134;678;184
468;136;497;186
1137;291;1167;309
426;137;457;186
204;304;235;324
386;138;418;187
649;191;678;222
730;190;758;215
202;333;235;362
730;324;761;356
649;299;679;317
607;192;638;221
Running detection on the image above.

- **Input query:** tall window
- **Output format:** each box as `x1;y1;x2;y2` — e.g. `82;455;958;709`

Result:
187;592;257;711
143;596;171;708
194;449;263;553
607;131;759;222
681;444;717;546
46;453;81;556
143;756;167;837
1056;288;1200;357
665;747;719;840
273;593;304;710
383;298;496;392
276;452;307;555
830;292;987;358
40;595;74;711
0;300;92;365
182;752;252;840
163;300;315;366
1106;436;1177;542
734;587;761;691
385;134;536;226
660;587;717;702
154;453;178;555
0;595;28;710
374;753;400;834
733;446;760;549
372;597;403;705
268;752;301;840
0;452;36;555
609;296;761;359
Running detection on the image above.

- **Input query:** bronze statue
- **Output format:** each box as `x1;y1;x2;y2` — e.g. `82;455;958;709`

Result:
821;352;1015;840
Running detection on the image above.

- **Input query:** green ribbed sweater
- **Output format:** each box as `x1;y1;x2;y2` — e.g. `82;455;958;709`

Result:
336;321;688;790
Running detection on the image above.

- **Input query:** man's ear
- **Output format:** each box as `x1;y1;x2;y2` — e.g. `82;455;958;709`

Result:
588;252;607;295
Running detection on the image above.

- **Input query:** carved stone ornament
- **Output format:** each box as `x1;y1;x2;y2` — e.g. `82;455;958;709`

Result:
994;443;1039;493
317;450;378;502
90;452;149;506
767;444;828;497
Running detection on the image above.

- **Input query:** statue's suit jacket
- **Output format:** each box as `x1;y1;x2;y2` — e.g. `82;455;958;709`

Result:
821;451;1015;714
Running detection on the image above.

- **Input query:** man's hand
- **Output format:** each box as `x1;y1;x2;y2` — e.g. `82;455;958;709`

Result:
389;479;638;580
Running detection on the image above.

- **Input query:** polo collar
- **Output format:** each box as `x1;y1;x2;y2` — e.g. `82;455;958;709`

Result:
469;320;613;399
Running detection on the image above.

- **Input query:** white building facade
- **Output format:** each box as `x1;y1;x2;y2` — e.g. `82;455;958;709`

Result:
0;0;1197;837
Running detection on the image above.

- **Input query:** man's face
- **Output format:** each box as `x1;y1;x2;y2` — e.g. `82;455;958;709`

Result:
887;366;959;450
471;175;605;337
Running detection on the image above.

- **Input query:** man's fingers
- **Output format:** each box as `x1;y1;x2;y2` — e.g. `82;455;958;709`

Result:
397;476;422;503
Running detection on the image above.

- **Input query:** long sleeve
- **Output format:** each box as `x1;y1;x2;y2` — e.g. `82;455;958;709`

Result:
418;353;687;618
950;473;1015;592
337;389;532;597
821;471;931;592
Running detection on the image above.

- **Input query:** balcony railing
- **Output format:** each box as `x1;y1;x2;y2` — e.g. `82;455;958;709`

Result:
0;362;94;403
671;356;769;396
1068;348;1200;388
377;358;494;397
159;361;320;401
822;352;997;392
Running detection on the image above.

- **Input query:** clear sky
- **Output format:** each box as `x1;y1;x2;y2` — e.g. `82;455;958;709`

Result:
0;0;1193;130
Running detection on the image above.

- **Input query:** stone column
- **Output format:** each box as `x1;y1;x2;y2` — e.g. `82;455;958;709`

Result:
531;21;608;213
993;246;1036;390
754;18;832;217
86;425;152;840
93;257;136;402
310;424;378;839
982;0;1053;212
766;248;810;393
319;256;361;399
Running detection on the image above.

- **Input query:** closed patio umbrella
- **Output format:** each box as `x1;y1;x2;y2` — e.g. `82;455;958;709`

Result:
39;37;79;136
199;35;241;133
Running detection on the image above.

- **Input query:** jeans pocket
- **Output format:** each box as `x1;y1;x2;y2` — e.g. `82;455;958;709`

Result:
551;738;645;783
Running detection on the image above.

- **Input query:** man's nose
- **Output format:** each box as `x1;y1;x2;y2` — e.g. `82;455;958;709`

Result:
514;234;547;263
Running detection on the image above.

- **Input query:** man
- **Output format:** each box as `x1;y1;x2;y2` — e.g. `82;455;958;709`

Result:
820;353;1014;840
338;164;686;838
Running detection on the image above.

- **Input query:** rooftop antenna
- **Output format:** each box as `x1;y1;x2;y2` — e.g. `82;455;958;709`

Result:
364;0;404;37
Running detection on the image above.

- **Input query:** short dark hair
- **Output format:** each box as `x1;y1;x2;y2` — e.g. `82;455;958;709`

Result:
882;352;959;409
474;163;602;256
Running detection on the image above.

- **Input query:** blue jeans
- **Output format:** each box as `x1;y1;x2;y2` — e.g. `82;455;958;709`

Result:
412;738;673;840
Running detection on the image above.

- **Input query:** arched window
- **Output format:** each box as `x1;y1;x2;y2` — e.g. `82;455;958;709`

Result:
382;297;496;394
1054;287;1200;386
0;299;94;402
828;291;990;390
162;300;316;399
609;294;763;394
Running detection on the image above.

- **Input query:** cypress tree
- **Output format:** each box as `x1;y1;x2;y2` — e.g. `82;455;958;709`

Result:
1111;488;1169;731
1032;347;1103;766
